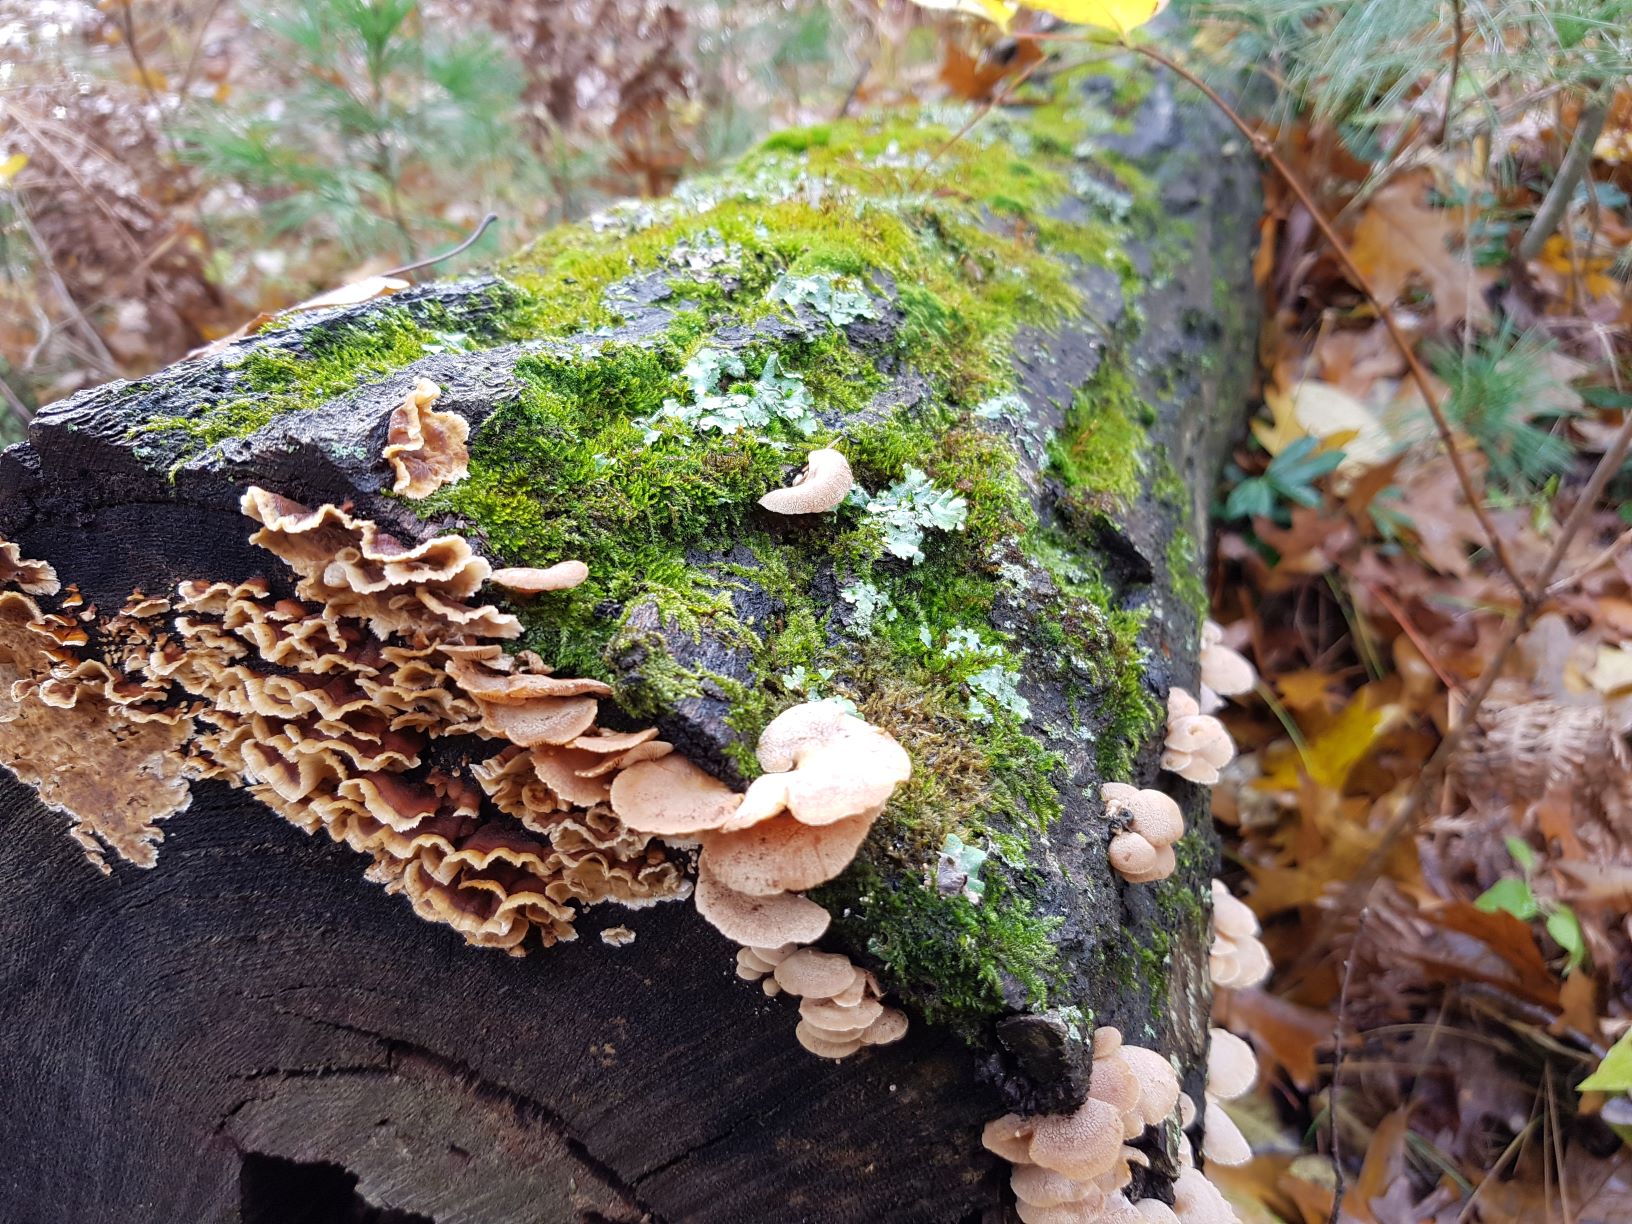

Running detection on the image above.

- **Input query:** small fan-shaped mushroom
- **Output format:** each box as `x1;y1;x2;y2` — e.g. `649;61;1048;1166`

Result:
489;560;590;594
1133;1200;1181;1223
1109;831;1159;880
1011;1163;1097;1208
1207;1028;1258;1101
1101;782;1184;846
1162;687;1235;784
758;447;853;514
773;947;860;999
1118;1044;1181;1128
794;1021;862;1059
981;1113;1035;1163
1199;620;1255;710
1027;1098;1124;1180
610;754;741;835
693;866;829;945
1209;878;1272;989
1202;1098;1251;1166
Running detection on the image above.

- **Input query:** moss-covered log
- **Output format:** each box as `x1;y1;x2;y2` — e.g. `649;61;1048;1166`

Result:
0;58;1258;1224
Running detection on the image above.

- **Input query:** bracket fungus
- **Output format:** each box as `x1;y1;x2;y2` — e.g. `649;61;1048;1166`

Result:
757;446;853;515
382;377;471;499
1161;688;1234;785
1198;620;1254;713
1209;878;1271;990
1101;783;1184;884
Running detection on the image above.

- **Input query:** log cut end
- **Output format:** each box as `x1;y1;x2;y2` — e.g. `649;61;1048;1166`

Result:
0;56;1260;1224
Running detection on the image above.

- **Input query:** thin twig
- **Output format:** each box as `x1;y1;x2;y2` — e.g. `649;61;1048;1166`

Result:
1545;526;1632;595
13;197;119;376
381;213;499;281
837;57;872;120
1325;899;1372;1224
1436;0;1465;146
1517;88;1610;262
1122;39;1528;597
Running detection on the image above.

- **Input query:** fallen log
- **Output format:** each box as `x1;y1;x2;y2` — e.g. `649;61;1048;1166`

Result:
0;56;1259;1224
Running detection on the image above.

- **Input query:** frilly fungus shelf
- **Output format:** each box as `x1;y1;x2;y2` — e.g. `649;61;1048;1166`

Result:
0;59;1259;1224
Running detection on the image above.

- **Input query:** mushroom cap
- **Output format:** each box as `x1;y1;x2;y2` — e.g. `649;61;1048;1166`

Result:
801;994;884;1032
755;701;851;772
1124;790;1184;846
1200;642;1255;698
1092;1026;1123;1058
1211;880;1260;938
489;560;590;594
782;739;906;824
980;1113;1034;1163
1088;1051;1142;1115
1167;687;1201;720
1027;1098;1125;1180
749;941;798;965
700;809;874;895
1011;1163;1097;1207
1109;831;1159;879
692;867;830;945
860;1006;907;1045
736;947;774;977
1178;1091;1197;1128
1134;1199;1181;1223
1166;715;1224;755
758;447;854;515
609;755;741;835
1207;1028;1258;1100
1118;1045;1181;1127
1202;1099;1251;1166
480;695;601;747
1014;1193;1108;1224
794;1020;862;1059
529;745;613;807
1229;937;1272;987
1171;1166;1238;1224
773;947;860;999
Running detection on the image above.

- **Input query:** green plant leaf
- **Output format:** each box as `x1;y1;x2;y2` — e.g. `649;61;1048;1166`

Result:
1505;836;1539;873
1475;876;1540;921
1546;905;1589;972
1580;1029;1632;1093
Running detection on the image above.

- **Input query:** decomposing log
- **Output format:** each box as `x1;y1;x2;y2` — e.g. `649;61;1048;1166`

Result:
0;57;1259;1224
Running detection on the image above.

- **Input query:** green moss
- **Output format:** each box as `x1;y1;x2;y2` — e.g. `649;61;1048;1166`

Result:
1167;528;1208;620
1049;359;1153;512
817;859;1066;1037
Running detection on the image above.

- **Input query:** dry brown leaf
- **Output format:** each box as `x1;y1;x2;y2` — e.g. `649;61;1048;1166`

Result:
1347;170;1494;330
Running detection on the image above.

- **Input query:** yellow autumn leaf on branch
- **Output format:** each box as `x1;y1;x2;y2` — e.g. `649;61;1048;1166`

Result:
1028;0;1167;32
906;0;1164;32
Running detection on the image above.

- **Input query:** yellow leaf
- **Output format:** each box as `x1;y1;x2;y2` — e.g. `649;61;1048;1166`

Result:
1588;644;1632;696
1302;693;1398;789
1028;0;1167;31
0;152;27;184
1251;383;1307;456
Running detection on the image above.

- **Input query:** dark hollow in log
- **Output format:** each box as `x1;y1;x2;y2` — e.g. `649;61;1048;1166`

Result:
0;62;1259;1224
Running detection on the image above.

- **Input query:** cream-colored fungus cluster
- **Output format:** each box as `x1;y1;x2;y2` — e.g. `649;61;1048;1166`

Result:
1208;879;1271;990
610;700;915;1056
1102;784;1184;884
1161;689;1234;785
0;490;915;1057
981;1026;1220;1224
734;945;908;1058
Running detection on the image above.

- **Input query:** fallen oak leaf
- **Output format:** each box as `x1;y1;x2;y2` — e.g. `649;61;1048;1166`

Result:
1346;170;1494;330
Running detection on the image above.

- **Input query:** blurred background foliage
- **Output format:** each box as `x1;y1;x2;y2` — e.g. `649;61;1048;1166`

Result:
0;0;961;431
